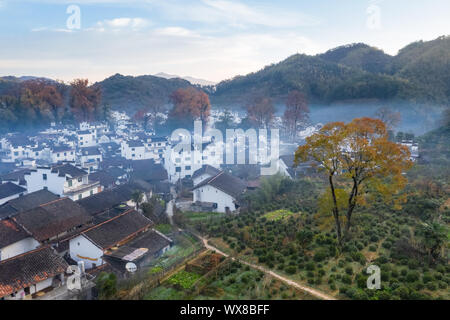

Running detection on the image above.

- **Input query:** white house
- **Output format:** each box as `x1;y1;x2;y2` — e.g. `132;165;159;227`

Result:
192;165;221;186
50;145;76;163
0;219;40;261
164;141;222;183
77;130;97;148
192;171;247;213
24;164;102;201
79;147;103;171
0;247;68;300
69;209;152;269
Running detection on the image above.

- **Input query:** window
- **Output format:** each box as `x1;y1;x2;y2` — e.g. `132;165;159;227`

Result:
90;190;94;196
57;153;60;157
64;152;67;156
78;177;82;182
43;173;47;180
185;166;191;171
175;167;181;173
68;179;73;187
78;194;82;200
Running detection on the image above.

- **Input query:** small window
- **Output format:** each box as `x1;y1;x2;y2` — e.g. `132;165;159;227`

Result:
78;194;82;200
175;167;181;172
43;173;47;181
68;180;73;187
90;190;94;196
185;166;191;171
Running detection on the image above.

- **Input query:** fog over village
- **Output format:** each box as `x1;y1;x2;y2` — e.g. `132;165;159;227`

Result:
0;0;448;305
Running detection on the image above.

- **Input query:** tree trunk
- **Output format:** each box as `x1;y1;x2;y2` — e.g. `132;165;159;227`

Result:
329;174;342;246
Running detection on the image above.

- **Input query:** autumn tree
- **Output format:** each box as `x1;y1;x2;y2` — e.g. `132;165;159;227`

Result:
246;96;275;128
169;87;211;129
295;117;413;246
375;107;401;130
283;91;309;140
69;79;102;123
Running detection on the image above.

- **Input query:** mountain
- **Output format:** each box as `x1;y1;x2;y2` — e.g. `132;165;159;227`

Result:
318;43;393;74
212;53;413;105
95;73;194;110
154;72;216;86
212;36;450;106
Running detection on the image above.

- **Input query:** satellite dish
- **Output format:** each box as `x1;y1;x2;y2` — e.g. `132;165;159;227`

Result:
125;262;137;273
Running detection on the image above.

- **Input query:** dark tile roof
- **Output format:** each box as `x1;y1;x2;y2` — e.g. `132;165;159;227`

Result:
0;169;31;185
280;155;295;168
0;247;68;298
130;160;168;182
127;140;144;148
194;171;247;199
0;219;30;249
81;146;101;156
0;182;26;199
51;164;87;178
0;163;17;175
88;170;116;187
104;229;172;262
83;210;152;250
192;165;221;179
0;190;60;220
13;198;92;242
150;136;167;143
77;189;131;216
52;145;74;153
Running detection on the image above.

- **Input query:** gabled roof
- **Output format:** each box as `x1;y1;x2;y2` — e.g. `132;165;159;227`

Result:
0;182;26;200
0;169;32;185
192;165;221;180
52;145;74;153
0;219;30;249
130;160;168;182
193;171;247;199
104;229;172;262
81;146;101;156
0;189;60;220
51;164;87;178
77;189;131;216
82;210;152;250
88;170;116;187
13;198;92;242
127;140;145;148
0;247;68;298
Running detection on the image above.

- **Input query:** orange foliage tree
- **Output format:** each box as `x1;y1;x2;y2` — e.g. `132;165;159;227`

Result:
169;87;211;128
69;79;102;122
295;117;413;246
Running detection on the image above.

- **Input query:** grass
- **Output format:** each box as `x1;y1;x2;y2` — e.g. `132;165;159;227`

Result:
155;224;173;235
167;270;202;289
263;209;295;221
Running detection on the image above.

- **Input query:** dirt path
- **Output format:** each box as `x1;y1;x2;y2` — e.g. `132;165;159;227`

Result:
201;237;336;301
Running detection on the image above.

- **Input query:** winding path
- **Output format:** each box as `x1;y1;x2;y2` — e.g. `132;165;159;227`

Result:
200;237;337;301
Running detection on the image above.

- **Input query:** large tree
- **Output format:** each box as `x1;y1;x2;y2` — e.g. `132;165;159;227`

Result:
69;79;102;123
169;87;211;129
246;96;275;128
283;90;309;140
295;117;413;246
375;106;401;131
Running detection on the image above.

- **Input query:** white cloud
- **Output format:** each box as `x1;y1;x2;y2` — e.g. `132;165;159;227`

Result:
154;0;320;28
95;17;151;31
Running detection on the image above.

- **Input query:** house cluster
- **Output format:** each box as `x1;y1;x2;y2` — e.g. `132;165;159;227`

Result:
0;113;316;300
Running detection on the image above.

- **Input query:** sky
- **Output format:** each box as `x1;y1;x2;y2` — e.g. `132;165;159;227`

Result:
0;0;449;83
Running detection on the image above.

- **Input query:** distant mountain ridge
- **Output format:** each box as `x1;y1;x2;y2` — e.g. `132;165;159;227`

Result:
154;72;216;86
212;36;450;105
1;36;449;110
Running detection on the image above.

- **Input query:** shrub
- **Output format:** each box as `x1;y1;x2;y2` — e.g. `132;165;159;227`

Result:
342;275;352;284
426;282;437;291
345;266;353;275
406;271;420;283
313;248;328;262
285;266;297;275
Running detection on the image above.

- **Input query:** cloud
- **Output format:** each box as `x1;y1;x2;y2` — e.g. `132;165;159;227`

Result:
154;0;320;28
100;17;150;29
